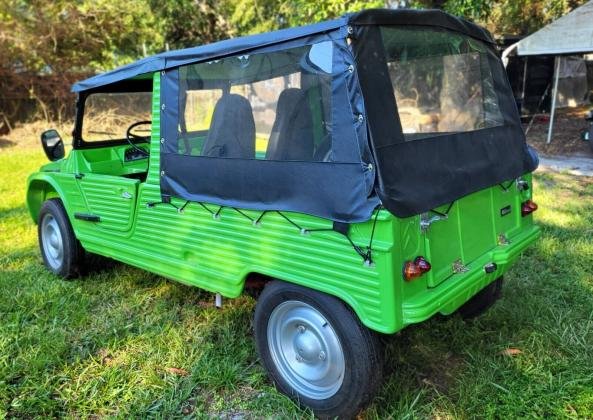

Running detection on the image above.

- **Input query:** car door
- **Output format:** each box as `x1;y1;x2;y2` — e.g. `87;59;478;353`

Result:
76;173;140;233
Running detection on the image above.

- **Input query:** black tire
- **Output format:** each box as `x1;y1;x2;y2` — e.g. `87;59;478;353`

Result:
254;281;383;419
38;198;85;279
457;277;503;319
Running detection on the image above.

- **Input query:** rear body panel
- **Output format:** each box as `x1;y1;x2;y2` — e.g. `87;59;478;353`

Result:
422;182;527;288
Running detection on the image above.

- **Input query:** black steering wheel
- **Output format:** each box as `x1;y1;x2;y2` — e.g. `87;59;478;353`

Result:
125;120;151;157
126;120;152;142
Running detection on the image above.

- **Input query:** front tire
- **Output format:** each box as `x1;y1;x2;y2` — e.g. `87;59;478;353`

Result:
254;281;383;418
38;198;84;279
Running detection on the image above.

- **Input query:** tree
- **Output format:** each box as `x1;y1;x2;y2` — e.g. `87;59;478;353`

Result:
227;0;384;35
412;0;590;35
487;0;589;35
150;0;232;49
0;0;162;122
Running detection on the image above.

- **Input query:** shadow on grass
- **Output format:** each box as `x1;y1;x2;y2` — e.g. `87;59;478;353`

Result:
0;204;28;220
0;138;16;148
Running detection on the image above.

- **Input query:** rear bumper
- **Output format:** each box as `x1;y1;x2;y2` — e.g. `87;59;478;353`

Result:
401;225;540;326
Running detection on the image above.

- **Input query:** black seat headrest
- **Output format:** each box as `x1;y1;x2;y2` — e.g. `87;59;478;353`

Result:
203;94;255;159
266;88;314;161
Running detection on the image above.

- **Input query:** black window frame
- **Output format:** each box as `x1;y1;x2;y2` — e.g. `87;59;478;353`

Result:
73;78;153;150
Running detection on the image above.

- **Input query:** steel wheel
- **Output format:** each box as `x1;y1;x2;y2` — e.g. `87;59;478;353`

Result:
255;281;384;418
266;300;345;400
41;213;64;270
37;198;84;278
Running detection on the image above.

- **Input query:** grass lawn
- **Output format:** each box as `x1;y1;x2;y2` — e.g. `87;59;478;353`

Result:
1;138;592;418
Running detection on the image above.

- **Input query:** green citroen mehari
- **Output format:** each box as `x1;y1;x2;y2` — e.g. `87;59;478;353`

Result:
27;8;540;418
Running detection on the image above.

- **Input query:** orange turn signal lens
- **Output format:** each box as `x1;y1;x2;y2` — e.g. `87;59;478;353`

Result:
403;256;431;281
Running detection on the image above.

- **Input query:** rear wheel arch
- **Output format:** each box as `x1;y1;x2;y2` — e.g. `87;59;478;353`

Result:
242;271;385;334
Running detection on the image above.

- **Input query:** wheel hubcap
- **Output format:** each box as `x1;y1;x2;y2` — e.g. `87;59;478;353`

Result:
41;214;64;269
267;300;345;400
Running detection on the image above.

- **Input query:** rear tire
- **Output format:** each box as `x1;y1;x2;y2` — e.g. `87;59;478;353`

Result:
38;198;84;279
254;281;383;419
457;277;503;319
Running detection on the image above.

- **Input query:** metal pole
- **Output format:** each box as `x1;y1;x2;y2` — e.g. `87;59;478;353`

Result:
547;56;561;144
520;57;528;111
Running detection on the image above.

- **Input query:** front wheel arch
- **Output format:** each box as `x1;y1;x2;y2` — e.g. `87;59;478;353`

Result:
27;179;62;223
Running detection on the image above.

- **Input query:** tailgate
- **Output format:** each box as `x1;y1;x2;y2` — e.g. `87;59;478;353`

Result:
422;181;524;287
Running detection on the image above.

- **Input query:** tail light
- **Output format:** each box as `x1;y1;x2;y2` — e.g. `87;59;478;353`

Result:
403;256;431;281
521;199;538;216
414;256;431;273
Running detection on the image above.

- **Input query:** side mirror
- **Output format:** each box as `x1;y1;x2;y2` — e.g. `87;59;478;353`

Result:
41;129;65;161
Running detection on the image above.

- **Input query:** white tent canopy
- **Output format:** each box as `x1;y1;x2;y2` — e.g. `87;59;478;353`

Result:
517;0;593;56
513;0;593;143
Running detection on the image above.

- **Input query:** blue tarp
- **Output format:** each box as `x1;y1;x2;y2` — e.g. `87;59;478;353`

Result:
72;17;347;93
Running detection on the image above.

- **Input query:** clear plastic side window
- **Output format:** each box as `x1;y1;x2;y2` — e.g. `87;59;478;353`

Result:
380;27;504;141
178;41;333;161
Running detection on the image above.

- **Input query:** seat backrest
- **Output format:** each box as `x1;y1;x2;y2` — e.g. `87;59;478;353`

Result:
202;94;255;159
266;88;314;161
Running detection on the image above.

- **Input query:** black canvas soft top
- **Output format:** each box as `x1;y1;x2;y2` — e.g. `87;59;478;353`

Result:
73;9;494;94
349;9;495;45
75;9;537;222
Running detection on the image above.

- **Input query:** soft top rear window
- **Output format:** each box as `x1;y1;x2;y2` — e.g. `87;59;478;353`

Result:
380;26;504;141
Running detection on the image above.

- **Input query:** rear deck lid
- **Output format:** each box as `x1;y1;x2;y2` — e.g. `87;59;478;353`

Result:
422;182;525;287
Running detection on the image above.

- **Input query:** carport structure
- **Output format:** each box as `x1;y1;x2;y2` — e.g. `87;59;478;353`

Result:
512;0;593;143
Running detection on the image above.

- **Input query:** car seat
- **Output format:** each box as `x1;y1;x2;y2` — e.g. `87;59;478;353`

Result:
266;88;314;161
202;93;255;159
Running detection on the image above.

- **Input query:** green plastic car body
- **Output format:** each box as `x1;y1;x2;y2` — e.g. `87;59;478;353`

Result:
26;8;540;417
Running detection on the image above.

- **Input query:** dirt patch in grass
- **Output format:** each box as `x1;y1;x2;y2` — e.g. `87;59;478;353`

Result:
525;105;592;156
417;351;465;393
3;120;73;149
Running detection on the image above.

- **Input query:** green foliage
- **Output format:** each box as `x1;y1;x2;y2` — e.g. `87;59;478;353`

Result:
488;0;590;35
412;0;590;35
149;0;232;49
443;0;492;21
1;0;161;73
228;0;384;34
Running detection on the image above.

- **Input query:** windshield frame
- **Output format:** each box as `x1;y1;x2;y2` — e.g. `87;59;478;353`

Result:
73;79;153;149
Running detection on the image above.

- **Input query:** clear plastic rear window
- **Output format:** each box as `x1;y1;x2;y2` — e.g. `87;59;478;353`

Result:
380;26;504;140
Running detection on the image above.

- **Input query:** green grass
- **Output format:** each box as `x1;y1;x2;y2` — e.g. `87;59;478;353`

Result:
1;141;592;418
